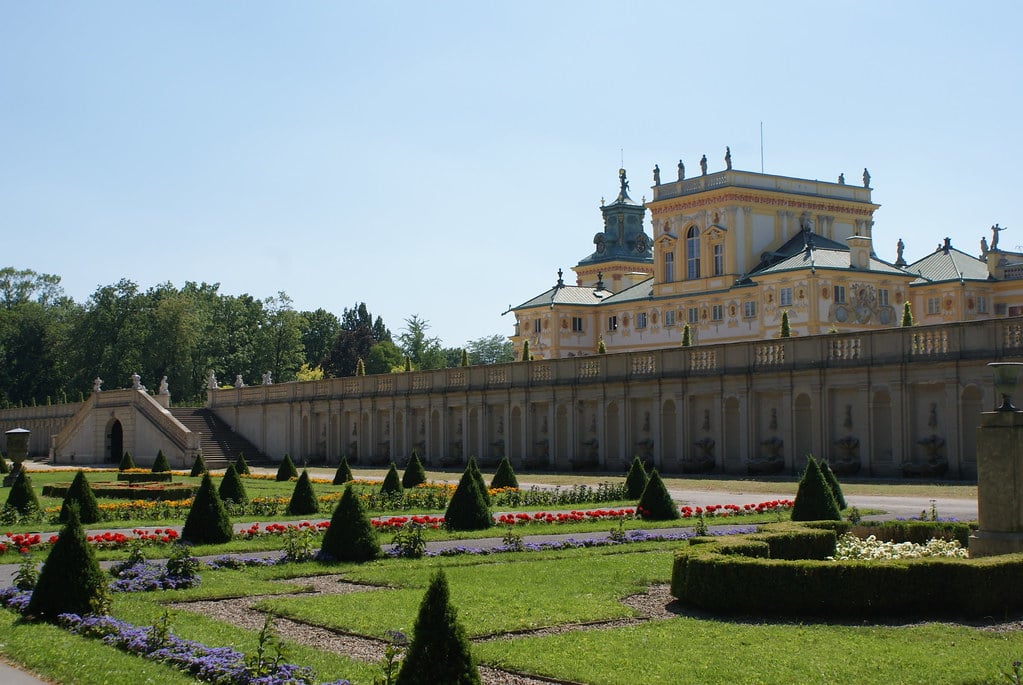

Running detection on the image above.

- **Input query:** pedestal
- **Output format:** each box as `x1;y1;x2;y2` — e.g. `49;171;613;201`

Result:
969;409;1023;557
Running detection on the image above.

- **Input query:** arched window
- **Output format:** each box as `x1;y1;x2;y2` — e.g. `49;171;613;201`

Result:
664;250;675;282
686;226;701;279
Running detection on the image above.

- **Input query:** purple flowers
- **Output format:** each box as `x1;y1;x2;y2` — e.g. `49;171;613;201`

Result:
108;561;201;592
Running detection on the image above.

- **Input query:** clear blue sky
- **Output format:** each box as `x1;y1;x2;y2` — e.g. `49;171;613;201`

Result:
2;2;1020;348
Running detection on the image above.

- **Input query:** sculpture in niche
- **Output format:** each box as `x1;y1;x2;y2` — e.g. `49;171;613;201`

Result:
589;414;597;433
348;441;358;462
769;408;778;431
928;402;938;429
573;438;599;471
748;436;784;475
524;438;550;469
540;415;548;434
497;416;504;435
843;404;853;430
419;419;425;436
642;411;650;433
635;437;654;461
683;437;716;474
352;422;358;436
830;436;861;476
702;409;711;432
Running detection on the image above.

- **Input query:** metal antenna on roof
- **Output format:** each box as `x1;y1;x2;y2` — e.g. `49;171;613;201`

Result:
760;121;764;173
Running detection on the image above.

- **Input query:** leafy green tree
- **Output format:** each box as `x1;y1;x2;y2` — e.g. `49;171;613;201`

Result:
791;455;841;521
151;450;170;473
444;464;492;531
218;463;248;505
333;456;353;485
402;452;427;489
465;334;514;365
181;473;233;544
399;314;446;370
320;484;381;562
287;470;319;516
780;310;791;338
60;470;101;524
381;463;403;496
25;507;109;622
299;307;341;369
252;292;305;384
118;451;135;471
624;455;649;499
396;570;480;685
5;469;39;515
637;469;680;521
489;456;518;489
322;303;388;378
902;301;914;327
276;453;298;481
366;340;404;374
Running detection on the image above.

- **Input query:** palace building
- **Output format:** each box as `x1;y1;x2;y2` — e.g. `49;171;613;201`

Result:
510;155;1023;359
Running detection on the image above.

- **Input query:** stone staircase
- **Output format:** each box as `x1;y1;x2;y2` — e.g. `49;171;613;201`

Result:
169;408;271;469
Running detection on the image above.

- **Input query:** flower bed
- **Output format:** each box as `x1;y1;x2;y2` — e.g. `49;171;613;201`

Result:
0;528;179;556
42;481;195;501
830;533;968;560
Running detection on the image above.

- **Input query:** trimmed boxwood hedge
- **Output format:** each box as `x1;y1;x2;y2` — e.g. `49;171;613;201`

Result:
43;482;197;501
670;524;1023;618
116;472;173;483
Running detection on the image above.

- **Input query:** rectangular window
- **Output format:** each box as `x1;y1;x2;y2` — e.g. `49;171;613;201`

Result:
607;315;618;331
688;307;699;324
636;312;647;329
711;304;723;321
713;244;724;276
878;289;889;306
927;297;941;315
780;288;793;307
572;316;584;332
834;285;847;304
533;319;542;334
664;251;675;283
664;310;676;326
977;296;988;314
744;301;757;318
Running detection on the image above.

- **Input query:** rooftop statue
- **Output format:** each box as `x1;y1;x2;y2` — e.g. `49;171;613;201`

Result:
724;146;732;170
700;154;708;175
677;159;685;180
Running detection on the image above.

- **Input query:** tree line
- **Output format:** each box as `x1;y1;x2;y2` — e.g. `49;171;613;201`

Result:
0;267;513;407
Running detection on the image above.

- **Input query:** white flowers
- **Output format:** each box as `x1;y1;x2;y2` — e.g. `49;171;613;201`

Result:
829;533;968;561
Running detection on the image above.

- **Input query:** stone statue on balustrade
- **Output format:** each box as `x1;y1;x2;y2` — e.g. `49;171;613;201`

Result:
207;371;218;391
93;377;103;393
262;371;273;385
158;376;169;396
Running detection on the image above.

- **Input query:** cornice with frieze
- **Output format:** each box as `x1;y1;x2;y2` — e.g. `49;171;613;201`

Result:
649;192;876;218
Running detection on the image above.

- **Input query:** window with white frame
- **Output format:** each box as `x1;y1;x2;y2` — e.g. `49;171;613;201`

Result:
533;319;542;334
664;251;675;282
572;316;584;332
744;301;757;318
927;297;941;315
711;304;723;321
688;307;699;324
686;226;701;279
834;285;847;304
780;287;793;307
607;315;618;331
713;243;724;276
878;288;889;306
636;312;647;329
977;295;988;313
664;310;676;326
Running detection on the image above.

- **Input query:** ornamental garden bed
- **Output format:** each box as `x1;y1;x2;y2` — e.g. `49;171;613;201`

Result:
41;481;197;501
670;521;1023;619
115;472;173;483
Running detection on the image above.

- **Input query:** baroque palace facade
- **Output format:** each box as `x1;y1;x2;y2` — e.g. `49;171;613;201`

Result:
3;157;1023;479
509;158;1023;358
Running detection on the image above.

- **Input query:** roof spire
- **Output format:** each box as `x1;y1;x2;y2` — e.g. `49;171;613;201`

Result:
616;168;631;203
556;268;564;288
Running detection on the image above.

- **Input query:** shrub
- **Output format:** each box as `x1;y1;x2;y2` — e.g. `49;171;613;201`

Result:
780;310;791;338
820;460;847;510
467;456;490;504
445;465;492;531
402;452;427;489
490;456;519;490
624;455;648;499
637;469;679;521
396;570;480;685
681;323;692;347
189;453;207;477
597;337;606;354
381;463;403;496
234;453;251;476
791;455;841;522
218;463;248;505
181;473;233;545
287;470;319;516
902;301;914;327
5;469;39;515
25;506;109;622
59;470;101;524
118;451;135;471
0;454;8;474
333;456;353;485
151;450;171;473
520;340;530;361
320;484;380;562
275;453;298;482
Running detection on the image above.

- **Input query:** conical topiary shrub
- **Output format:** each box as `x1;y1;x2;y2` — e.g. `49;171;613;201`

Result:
218;463;248;505
5;469;39;515
190;453;207;477
60;470;101;524
234;453;251;476
320;484;381;562
444;464;492;531
791;455;841;522
820;460;847;510
380;463;403;496
151;450;171;473
402;451;427;489
467;456;490;504
25;506;109;623
489;456;518;490
181;472;233;544
396;570;480;685
624;455;649;499
333;456;353;485
276;453;298;481
287;469;319;516
780;310;791;338
118;451;135;471
902;301;914;327
636;469;680;521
